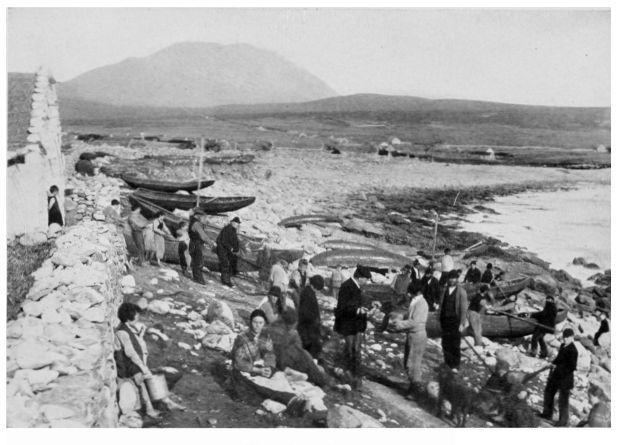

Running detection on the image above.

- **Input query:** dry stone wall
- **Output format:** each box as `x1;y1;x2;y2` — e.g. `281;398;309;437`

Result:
6;175;127;428
7;69;65;240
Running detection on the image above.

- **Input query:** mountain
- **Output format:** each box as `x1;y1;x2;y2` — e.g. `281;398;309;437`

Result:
57;42;336;107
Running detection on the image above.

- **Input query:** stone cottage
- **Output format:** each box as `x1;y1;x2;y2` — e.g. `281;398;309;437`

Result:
7;69;65;241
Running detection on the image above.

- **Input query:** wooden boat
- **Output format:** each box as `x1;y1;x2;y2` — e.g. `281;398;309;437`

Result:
463;276;531;300
128;194;263;248
202;154;255;165
133;188;256;213
278;214;343;228
424;308;568;339
310;248;411;270
360;276;531;303
122;174;214;193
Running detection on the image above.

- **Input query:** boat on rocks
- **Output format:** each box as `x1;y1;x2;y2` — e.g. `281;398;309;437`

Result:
127;194;263;247
133;188;256;213
202;153;255;165
360;275;532;303
424;308;569;338
310;248;411;270
122;174;215;193
278;214;343;228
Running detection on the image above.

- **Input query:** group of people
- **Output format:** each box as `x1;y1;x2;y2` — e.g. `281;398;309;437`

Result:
128;205;174;266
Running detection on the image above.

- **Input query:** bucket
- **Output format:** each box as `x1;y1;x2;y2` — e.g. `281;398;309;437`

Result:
145;374;169;401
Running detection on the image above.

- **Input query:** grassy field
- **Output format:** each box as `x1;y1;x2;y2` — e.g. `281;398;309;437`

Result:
6;241;53;321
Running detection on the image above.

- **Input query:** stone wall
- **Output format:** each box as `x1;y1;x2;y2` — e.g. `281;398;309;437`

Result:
7;69;65;240
6;218;126;427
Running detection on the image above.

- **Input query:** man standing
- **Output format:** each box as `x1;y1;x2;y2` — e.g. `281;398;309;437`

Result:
289;258;309;307
298;275;325;359
438;270;468;370
541;328;578;427
189;209;212;285
529;294;558;359
391;264;412;305
440;248;454;285
216;216;241;287
392;284;429;395
269;259;289;295
330;264;344;299
334;265;372;387
48;185;64;227
467;284;490;346
421;266;441;311
128;204;148;265
463;260;482;284
410;259;422;290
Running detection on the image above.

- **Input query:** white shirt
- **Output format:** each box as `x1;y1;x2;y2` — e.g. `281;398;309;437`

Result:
441;255;454;272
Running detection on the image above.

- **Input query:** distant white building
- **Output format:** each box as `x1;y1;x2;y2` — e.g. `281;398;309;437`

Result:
596;144;608;153
485;148;496;161
391;137;402;145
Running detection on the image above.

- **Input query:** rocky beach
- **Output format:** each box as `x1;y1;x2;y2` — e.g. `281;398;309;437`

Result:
7;139;611;428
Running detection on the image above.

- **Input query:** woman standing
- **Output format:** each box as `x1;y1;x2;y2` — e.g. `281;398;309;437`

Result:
144;212;172;266
47;185;63;227
297;275;325;359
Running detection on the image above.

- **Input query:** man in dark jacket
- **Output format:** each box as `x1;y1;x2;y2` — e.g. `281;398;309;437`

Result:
438;270;469;370
463;260;482;284
298;275;325;359
188;209;212;285
541;328;578;426
216;216;241;287
421;267;441;311
481;263;494;284
334;265;372;386
529;295;558;358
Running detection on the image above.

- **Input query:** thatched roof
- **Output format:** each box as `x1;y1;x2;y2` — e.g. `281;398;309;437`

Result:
7;72;35;152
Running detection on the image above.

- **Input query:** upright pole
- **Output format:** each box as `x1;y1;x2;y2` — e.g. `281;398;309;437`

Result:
196;136;205;207
431;210;439;260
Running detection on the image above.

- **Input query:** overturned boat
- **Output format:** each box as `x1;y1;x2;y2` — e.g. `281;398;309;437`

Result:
310;248;412;270
278;214;343;228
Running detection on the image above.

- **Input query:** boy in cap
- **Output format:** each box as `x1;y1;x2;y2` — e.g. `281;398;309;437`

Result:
334;265;372;387
541;328;578;427
463;260;482;284
216;216;241;287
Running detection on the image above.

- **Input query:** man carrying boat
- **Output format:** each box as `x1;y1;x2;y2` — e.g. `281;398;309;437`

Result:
216;216;241;287
189;209;212;285
528;294;558;359
438;270;468;370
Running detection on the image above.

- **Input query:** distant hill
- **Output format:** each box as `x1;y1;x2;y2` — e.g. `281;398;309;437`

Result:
57;42;336;107
209;93;611;131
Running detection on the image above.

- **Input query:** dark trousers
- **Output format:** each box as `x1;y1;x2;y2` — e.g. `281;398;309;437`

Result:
218;251;238;285
543;375;571;426
189;241;205;284
530;329;549;358
343;333;363;376
131;229;146;264
440;319;461;369
178;241;188;273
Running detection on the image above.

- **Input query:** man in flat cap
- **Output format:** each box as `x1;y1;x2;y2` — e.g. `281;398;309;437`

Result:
438;269;468;370
188;208;212;285
216;216;241;287
334;265;372;387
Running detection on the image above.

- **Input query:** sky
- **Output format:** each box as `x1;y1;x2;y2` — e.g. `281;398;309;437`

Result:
6;8;611;106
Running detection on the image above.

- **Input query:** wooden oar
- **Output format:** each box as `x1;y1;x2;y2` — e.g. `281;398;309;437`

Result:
521;364;553;384
462;336;494;374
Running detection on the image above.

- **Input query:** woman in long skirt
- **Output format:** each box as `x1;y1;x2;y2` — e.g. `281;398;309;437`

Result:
144;213;171;266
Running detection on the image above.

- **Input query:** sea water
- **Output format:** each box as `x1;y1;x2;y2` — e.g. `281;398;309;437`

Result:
460;183;611;285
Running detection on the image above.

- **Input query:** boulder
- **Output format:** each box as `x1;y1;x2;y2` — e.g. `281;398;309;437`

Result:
41;404;77;421
262;399;287;415
13;340;67;369
19;231;48;246
589;366;611;402
48;223;63;237
120;275;136;288
327;405;384;428
387;212;411;225
530;274;558;295
147;300;171;315
496;347;520;369
205;300;234;328
573;341;592;371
